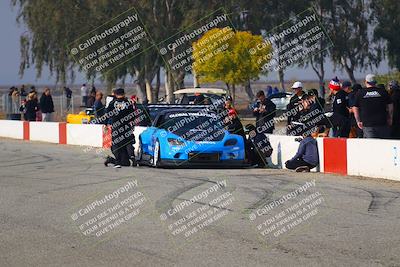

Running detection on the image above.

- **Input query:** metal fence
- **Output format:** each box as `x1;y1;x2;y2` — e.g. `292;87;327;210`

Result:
0;94;84;121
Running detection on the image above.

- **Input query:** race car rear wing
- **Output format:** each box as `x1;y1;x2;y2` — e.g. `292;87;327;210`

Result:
136;103;224;126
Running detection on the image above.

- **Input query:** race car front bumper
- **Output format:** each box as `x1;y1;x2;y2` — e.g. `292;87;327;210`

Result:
158;159;246;168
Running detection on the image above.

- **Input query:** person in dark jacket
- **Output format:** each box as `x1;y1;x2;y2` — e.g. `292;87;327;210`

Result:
104;88;136;168
24;92;39;121
87;91;96;108
389;80;400;139
348;83;363;138
253;90;276;134
20;84;27;97
64;86;72;111
353;74;393;139
93;91;105;120
287;93;329;137
40;88;55;122
286;81;305;127
224;97;245;138
308;88;325;113
329;78;351;137
246;124;273;168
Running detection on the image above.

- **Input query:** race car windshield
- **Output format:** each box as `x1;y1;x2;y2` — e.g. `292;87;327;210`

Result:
160;112;225;141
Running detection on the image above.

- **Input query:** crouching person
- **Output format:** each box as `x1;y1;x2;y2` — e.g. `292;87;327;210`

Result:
104;88;136;168
246;124;273;168
285;134;319;172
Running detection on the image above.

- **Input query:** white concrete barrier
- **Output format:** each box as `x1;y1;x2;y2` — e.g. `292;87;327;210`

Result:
67;124;103;147
316;138;324;173
267;135;299;169
0;120;24;139
29;122;60;143
266;135;324;172
347;139;400;181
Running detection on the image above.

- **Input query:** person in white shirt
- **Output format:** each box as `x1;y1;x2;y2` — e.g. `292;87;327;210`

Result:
81;83;88;107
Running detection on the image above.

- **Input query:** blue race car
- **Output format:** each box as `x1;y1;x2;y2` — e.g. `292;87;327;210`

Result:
137;108;245;167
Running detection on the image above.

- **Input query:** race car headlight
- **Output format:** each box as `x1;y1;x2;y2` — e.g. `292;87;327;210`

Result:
224;139;237;146
168;138;185;146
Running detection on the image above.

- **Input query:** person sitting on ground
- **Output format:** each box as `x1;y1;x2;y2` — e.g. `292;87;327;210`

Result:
285;131;319;172
285;96;321;173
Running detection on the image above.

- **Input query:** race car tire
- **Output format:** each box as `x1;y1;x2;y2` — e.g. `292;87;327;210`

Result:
137;138;145;166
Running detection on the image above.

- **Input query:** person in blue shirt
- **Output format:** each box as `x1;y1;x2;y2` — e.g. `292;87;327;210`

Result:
285;135;319;172
272;87;279;95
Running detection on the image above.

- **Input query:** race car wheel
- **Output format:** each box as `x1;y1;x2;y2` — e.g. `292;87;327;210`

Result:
137;139;144;166
153;140;161;167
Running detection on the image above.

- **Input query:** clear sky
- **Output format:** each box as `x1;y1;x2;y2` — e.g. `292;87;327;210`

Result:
0;1;392;87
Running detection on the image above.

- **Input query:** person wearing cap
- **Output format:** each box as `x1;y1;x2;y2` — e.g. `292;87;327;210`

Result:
253;90;276;134
329;78;351;137
104;88;136;168
388;80;400;138
286;81;305;128
353;74;393;139
224;97;245;138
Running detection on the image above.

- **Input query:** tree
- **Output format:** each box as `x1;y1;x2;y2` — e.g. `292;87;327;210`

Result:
192;28;271;101
372;0;400;71
246;0;308;91
299;1;332;89
328;0;382;83
376;71;400;85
